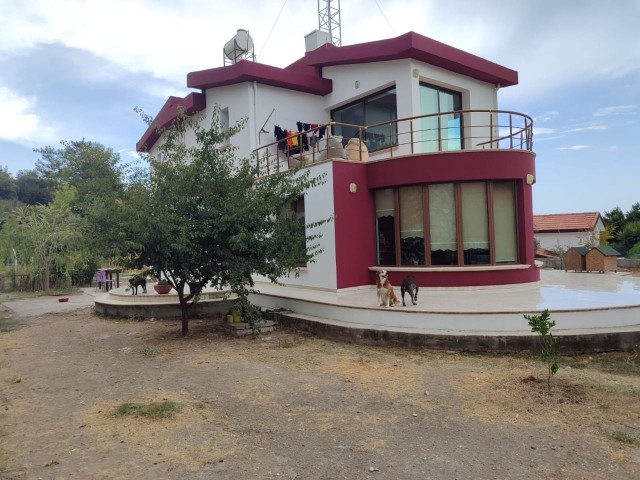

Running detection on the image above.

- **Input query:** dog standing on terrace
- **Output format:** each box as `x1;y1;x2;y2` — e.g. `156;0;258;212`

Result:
401;276;419;306
376;270;400;307
129;275;147;295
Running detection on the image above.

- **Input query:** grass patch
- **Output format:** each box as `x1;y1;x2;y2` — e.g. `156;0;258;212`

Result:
112;400;182;419
609;430;639;446
0;317;19;333
564;351;640;376
137;345;161;356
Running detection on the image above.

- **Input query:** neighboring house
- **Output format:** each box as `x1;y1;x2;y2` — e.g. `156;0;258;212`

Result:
138;30;539;291
533;212;605;251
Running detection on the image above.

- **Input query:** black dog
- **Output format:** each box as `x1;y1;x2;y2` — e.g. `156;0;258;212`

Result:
129;275;147;295
401;276;418;306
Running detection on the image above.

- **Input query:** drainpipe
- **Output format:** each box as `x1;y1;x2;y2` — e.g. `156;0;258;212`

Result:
252;81;258;150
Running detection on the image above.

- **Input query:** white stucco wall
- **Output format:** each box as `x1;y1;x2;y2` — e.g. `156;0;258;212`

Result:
253;161;338;291
536;219;606;251
323;59;500;155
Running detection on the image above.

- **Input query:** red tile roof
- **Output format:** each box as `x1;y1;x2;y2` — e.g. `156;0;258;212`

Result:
533;212;602;233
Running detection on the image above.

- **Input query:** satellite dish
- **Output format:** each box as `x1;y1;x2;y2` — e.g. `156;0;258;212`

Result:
223;29;255;64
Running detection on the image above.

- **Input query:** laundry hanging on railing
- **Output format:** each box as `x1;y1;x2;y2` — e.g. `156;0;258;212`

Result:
274;123;327;156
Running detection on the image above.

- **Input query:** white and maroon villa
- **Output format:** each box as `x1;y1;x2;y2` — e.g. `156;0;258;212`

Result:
137;30;538;295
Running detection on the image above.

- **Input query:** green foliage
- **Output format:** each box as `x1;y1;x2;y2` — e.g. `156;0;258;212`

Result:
619;221;640;251
35;140;124;205
137;345;161;356
626;202;640;224
0;166;16;200
2;185;85;290
626;242;640;259
15;169;55;205
524;309;559;390
608;430;639;445
0;317;20;333
603;206;625;243
112;400;182;419
119;106;328;335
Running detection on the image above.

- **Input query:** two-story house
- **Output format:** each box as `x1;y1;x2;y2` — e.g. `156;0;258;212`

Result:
137;30;538;295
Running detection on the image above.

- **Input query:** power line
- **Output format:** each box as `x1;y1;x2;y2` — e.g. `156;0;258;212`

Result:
373;0;395;34
257;0;289;61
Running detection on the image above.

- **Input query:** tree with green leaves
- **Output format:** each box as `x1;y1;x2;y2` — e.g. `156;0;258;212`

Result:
120;107;327;335
4;185;84;290
0;167;16;200
619;221;640;251
34;140;124;210
524;309;559;391
15;169;54;205
603;206;625;243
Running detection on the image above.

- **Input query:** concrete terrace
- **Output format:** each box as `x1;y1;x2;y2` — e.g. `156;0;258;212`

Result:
92;269;640;353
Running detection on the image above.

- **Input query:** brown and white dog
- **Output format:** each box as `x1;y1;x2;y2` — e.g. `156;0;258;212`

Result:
376;270;400;307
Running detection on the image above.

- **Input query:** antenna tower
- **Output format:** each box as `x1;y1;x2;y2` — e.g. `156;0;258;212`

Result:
318;0;342;47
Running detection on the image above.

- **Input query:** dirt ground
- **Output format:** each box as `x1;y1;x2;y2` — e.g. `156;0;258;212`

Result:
0;298;639;480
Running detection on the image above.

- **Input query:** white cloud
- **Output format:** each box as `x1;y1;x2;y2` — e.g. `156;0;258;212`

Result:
1;0;637;98
534;111;560;123
0;86;57;144
533;127;557;135
557;145;591;151
593;105;638;117
563;125;608;133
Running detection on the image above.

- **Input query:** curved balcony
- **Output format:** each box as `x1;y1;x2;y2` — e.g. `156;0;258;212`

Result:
252;110;533;177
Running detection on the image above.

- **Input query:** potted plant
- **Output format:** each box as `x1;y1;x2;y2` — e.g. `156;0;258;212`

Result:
153;279;173;294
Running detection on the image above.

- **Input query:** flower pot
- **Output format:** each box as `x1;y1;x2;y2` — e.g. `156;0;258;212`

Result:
154;284;172;294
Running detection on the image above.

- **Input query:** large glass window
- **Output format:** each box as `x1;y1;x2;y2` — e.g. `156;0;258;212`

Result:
461;182;490;265
419;84;462;153
400;186;425;265
493;181;518;263
332;87;397;152
375;189;396;265
374;181;518;267
429;183;457;265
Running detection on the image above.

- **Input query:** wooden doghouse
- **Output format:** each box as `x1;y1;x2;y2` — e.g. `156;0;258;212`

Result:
564;246;589;272
586;246;620;273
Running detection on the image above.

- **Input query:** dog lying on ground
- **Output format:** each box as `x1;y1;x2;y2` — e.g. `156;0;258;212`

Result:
376;270;400;307
401;276;419;306
128;275;147;295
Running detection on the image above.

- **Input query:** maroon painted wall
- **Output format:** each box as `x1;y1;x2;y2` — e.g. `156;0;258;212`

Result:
331;150;540;289
375;267;539;289
332;162;377;289
366;150;535;188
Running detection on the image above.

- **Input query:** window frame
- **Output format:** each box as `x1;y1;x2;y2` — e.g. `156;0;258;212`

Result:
419;82;464;151
331;86;398;152
374;181;519;267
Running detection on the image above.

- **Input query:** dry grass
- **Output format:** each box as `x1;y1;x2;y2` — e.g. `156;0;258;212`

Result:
453;356;640;441
81;391;238;473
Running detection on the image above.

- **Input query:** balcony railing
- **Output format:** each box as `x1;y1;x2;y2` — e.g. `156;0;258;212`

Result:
252;109;533;177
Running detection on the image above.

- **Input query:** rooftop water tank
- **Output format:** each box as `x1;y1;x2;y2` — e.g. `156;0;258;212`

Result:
223;29;254;64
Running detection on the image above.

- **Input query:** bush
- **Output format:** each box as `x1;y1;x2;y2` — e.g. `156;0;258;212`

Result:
626;242;640;259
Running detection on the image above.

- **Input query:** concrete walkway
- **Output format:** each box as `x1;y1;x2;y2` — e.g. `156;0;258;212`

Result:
2;288;104;317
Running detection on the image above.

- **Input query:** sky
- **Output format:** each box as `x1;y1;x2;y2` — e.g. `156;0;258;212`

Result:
0;0;638;215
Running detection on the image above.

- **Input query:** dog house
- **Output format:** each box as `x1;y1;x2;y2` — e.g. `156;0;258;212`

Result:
564;246;589;272
586;246;620;273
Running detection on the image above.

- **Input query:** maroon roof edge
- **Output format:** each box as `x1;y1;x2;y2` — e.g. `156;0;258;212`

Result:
138;31;518;151
187;60;333;95
295;31;518;87
136;93;206;152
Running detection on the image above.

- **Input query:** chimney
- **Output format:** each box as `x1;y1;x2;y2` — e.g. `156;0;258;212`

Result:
305;30;331;52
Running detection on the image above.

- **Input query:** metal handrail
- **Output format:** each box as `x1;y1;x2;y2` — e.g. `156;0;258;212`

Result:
252;109;534;177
